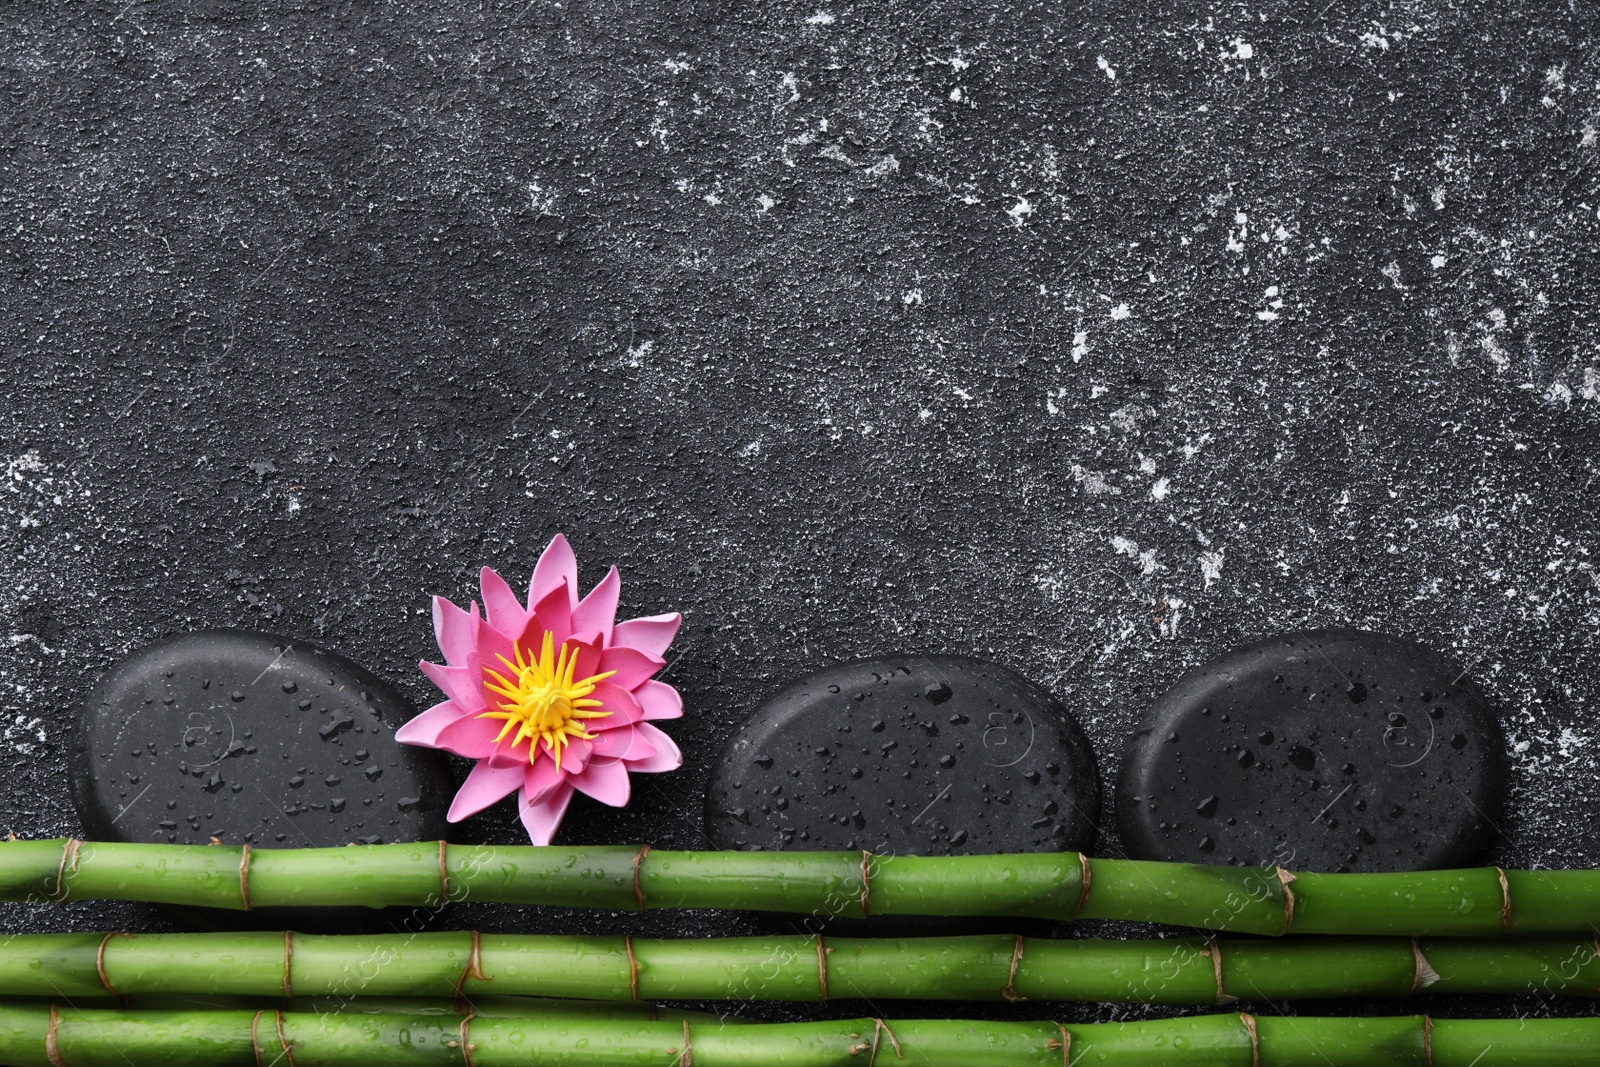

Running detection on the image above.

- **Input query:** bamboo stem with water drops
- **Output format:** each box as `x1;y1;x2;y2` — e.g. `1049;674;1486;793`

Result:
1;930;1596;1005
0;1004;1596;1067
4;837;1596;936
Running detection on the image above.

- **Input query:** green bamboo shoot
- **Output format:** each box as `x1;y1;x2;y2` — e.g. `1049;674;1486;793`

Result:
0;1004;1596;1066
1;930;1595;1005
4;838;1597;936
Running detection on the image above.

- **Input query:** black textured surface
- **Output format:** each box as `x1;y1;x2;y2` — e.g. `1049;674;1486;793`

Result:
3;0;1600;1026
70;629;454;931
1116;628;1508;874
705;655;1099;851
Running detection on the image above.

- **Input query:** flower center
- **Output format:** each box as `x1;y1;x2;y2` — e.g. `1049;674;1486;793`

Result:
479;631;614;769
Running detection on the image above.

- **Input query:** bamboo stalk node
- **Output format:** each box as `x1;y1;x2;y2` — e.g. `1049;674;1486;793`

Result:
1239;1013;1259;1067
680;1018;693;1067
1424;1014;1434;1067
273;1008;298;1067
458;1013;476;1067
45;1003;65;1067
632;844;649;911
454;931;488;996
1496;867;1512;932
52;839;82;903
1049;1021;1071;1067
859;851;873;918
867;1018;903;1065
1073;853;1092;918
816;934;830;1000
93;932;128;996
250;1008;266;1067
625;934;640;1001
1275;867;1297;935
281;931;294;998
239;843;254;909
1204;937;1235;1005
1410;938;1440;992
437;840;451;904
1001;935;1026;1003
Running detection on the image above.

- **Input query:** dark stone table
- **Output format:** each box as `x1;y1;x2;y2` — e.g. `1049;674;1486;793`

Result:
2;0;1597;1026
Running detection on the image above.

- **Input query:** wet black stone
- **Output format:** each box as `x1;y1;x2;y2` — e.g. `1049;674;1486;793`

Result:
69;629;455;932
1116;628;1508;874
705;654;1099;931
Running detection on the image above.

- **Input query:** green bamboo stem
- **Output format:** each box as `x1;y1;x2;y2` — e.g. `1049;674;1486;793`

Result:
2;930;1597;1005
5;837;1598;936
0;993;728;1023
0;1004;1597;1066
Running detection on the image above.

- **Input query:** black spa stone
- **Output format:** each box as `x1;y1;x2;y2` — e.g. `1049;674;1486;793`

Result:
1116;628;1509;874
705;655;1100;929
70;629;455;932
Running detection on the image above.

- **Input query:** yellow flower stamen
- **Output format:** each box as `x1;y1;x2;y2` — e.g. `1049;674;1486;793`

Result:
479;630;615;770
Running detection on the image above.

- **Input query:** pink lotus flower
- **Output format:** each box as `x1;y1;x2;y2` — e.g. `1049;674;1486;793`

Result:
395;534;684;844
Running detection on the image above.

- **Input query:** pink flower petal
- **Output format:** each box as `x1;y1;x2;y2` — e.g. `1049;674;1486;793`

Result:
522;579;573;649
570;757;632;807
596;645;666;691
622;722;682;773
447;761;525;822
432;596;481;666
479;566;530;640
394;699;465;748
530;534;578;610
419;661;487;713
549;735;592;776
587;681;644;728
434;713;505;760
611;613;681;658
523;755;568;803
571;566;621;641
634;679;683;721
558;632;605;686
589;723;655;762
519;782;574;845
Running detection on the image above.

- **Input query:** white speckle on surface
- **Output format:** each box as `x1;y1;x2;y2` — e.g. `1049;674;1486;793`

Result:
902;288;923;305
756;194;776;213
286;494;301;515
1071;330;1088;362
1111;535;1139;557
1159;596;1184;638
1138;456;1156;475
1431;254;1446;268
1232;40;1253;60
1380;260;1404;288
1199;549;1226;590
1545;64;1567;89
740;441;762;457
1096;55;1116;80
1072;465;1121;496
1007;196;1034;225
1582;123;1597;148
662;57;690;74
1582;367;1600;401
804;10;835;25
625;339;655;367
2;714;46;758
778;71;800;105
1045;387;1068;415
865;155;900;179
1109;303;1131;320
1151;477;1171;500
949;86;964;102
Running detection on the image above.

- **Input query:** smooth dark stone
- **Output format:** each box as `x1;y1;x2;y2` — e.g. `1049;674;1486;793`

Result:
70;629;455;932
705;654;1099;931
1116;628;1508;873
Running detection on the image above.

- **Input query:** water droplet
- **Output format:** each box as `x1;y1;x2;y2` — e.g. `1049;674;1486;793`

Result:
923;682;953;705
1196;795;1219;818
1347;682;1368;703
1237;750;1255;769
1287;745;1316;771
